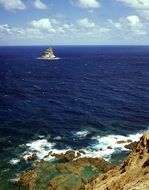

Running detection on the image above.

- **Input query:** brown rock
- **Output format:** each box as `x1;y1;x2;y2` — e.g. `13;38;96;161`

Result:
18;170;38;190
23;153;37;161
142;159;149;168
124;141;138;150
88;158;114;172
64;150;76;161
127;139;132;143
81;178;88;184
116;140;126;144
51;153;64;160
76;152;81;158
85;131;149;190
44;151;52;159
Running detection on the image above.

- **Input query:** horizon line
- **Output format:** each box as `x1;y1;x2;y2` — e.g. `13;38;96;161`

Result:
0;44;149;47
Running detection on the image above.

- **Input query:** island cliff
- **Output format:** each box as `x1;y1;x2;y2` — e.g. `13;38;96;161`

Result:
41;48;56;59
85;131;149;190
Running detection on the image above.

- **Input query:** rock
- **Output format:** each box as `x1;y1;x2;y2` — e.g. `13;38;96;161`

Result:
48;181;58;189
124;141;138;150
23;152;37;161
88;158;114;172
51;153;64;160
142;159;149;168
116;140;126;144
81;178;88;184
85;131;149;190
76;152;81;158
79;150;86;155
51;151;76;161
17;170;38;190
44;151;52;159
107;146;112;149
64;150;76;161
18;132;149;190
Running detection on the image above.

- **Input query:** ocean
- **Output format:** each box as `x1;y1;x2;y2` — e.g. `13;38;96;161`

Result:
0;46;149;189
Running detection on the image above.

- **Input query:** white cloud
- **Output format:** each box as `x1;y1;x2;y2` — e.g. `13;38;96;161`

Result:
0;0;26;10
30;18;56;33
77;18;96;28
108;15;147;36
0;17;110;43
118;0;149;20
72;0;100;9
33;0;48;10
127;15;140;26
136;10;149;20
127;15;146;35
0;15;148;45
118;0;149;9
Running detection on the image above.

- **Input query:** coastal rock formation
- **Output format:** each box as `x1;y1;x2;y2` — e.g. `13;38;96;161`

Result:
17;151;113;190
17;132;149;190
85;132;149;190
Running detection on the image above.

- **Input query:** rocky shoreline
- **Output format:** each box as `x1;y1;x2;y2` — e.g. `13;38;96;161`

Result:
17;150;113;190
16;132;149;190
85;131;149;190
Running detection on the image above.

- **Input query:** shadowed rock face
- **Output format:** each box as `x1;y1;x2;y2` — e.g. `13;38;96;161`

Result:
85;132;149;190
17;151;113;190
124;141;138;150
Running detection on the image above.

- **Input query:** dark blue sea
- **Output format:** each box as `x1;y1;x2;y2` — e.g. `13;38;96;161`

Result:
0;46;149;189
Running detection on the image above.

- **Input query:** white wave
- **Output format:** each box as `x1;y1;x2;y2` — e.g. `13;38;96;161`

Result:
37;57;60;60
73;130;89;138
21;130;146;162
24;139;71;160
54;136;62;140
9;178;19;183
84;132;143;160
25;139;55;159
9;158;20;165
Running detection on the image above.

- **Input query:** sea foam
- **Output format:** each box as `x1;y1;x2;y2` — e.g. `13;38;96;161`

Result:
73;130;89;138
84;132;143;160
9;158;20;165
24;139;70;160
21;130;146;161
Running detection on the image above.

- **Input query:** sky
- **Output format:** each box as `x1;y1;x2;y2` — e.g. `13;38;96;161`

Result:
0;0;149;45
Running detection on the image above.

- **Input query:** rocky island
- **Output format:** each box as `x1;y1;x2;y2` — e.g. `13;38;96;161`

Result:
17;131;149;190
39;48;57;60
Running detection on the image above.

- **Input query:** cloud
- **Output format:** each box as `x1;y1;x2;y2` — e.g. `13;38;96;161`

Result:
117;0;149;9
108;15;147;36
0;0;26;10
72;0;101;9
77;18;96;28
33;0;48;10
0;17;109;42
0;15;148;45
127;15;140;26
30;18;56;33
127;15;146;35
118;0;149;20
138;10;149;20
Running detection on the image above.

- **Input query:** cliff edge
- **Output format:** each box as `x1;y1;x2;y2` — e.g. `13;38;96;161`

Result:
85;132;149;190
